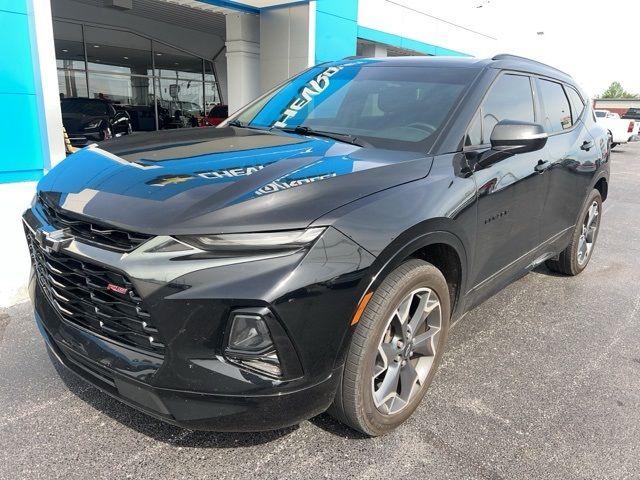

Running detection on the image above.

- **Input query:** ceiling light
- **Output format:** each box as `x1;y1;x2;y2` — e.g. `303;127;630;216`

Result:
156;53;163;56
93;45;100;48
62;49;68;53
123;56;129;59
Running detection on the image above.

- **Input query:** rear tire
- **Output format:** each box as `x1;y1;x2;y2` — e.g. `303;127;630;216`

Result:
546;189;602;276
329;259;450;436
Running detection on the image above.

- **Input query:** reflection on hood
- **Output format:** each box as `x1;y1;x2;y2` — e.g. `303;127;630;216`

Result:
38;127;432;234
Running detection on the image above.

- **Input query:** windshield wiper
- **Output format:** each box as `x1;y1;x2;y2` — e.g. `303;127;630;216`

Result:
276;125;371;148
227;120;269;131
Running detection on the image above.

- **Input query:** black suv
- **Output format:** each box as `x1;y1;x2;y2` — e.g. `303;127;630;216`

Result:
25;55;609;436
61;98;132;146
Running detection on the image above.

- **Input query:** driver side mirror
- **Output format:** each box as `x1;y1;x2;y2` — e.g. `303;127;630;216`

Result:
490;120;548;154
474;120;548;169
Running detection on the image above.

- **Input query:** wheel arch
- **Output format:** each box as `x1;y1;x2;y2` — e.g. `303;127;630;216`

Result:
331;219;471;370
366;226;469;317
594;176;608;202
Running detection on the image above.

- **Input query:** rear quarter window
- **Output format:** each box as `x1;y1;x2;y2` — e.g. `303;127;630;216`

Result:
565;86;585;123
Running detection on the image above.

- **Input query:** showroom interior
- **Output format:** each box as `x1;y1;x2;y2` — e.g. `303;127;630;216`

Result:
53;0;228;136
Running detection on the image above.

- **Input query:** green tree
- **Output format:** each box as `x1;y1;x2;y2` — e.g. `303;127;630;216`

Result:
601;81;639;99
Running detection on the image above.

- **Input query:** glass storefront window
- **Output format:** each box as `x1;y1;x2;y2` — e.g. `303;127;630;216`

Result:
53;21;219;132
58;69;88;98
154;42;203;78
205;82;220;112
204;61;221;109
84;26;153;76
54;21;85;70
154;77;204;129
89;72;156;131
204;61;216;83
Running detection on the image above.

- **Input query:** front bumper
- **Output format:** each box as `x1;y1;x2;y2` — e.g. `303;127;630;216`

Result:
67;130;102;147
24;204;375;430
35;299;340;431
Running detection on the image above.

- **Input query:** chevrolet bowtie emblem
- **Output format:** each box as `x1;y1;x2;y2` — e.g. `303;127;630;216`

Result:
35;228;73;253
146;174;194;186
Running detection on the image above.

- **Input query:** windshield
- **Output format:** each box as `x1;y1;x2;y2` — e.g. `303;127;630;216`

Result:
595;111;606;118
230;62;479;152
62;100;108;116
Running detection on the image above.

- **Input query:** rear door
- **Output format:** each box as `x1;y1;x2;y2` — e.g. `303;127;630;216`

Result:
466;72;547;289
535;79;601;243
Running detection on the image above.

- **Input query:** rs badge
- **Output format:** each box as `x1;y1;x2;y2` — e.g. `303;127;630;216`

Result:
106;283;128;295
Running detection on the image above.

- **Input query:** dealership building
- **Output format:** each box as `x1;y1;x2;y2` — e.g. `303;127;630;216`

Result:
0;0;496;305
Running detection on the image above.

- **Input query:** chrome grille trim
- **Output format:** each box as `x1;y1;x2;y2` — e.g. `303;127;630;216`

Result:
38;195;153;253
26;229;165;355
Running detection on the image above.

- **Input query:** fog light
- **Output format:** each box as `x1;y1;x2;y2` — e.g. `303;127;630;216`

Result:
226;313;282;377
228;314;273;353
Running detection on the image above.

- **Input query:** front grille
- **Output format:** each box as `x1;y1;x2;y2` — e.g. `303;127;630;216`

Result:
38;195;153;253
26;230;165;355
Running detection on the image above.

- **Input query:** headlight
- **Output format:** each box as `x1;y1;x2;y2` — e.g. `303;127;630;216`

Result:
84;120;102;130
176;227;324;255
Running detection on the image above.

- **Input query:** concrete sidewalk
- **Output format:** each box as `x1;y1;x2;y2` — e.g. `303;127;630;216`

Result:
0;181;36;307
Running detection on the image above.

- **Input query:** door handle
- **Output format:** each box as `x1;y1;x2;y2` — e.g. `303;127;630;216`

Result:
580;140;594;151
535;160;550;173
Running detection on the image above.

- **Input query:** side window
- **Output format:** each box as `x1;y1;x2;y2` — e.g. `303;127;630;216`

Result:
565;86;585;123
537;79;572;132
481;74;534;143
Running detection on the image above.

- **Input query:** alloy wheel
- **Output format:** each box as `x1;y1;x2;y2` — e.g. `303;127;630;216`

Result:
577;200;599;266
372;287;442;415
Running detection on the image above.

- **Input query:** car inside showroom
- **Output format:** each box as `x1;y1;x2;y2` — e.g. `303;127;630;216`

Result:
53;3;225;141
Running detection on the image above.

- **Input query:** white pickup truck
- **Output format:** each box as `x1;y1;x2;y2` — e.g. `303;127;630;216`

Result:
594;110;637;148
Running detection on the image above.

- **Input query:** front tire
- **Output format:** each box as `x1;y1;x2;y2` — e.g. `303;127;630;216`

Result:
329;259;450;436
546;189;602;275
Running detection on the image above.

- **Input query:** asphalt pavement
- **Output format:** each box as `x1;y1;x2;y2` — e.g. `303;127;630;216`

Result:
2;143;640;480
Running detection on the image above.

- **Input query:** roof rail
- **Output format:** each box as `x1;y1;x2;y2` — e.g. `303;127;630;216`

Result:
491;53;571;78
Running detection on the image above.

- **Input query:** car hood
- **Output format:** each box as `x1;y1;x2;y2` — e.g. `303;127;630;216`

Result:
38;127;433;235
